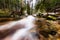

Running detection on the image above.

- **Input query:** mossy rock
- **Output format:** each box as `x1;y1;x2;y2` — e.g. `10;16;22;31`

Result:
47;15;57;20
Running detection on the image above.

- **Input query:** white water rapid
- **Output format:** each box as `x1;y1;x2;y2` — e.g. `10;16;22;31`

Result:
0;15;38;40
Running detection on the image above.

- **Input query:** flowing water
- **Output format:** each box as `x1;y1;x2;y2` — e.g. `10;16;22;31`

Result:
0;15;39;40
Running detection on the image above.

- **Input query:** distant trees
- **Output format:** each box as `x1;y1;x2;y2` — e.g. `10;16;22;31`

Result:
0;0;20;9
0;0;60;17
35;0;60;20
0;0;27;17
35;0;60;13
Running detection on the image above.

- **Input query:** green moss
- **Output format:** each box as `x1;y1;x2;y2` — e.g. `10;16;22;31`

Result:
47;15;57;20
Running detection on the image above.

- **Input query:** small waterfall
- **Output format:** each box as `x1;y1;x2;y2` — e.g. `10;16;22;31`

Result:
25;0;36;9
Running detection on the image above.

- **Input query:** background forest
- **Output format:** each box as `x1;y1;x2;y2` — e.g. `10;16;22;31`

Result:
0;0;60;40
